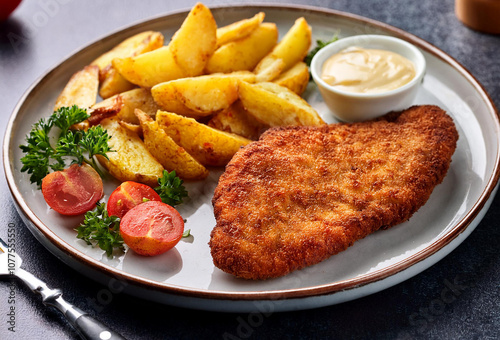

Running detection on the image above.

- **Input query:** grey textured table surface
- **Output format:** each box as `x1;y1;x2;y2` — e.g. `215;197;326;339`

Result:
1;0;499;339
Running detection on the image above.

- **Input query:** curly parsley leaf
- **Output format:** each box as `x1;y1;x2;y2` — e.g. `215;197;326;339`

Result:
75;202;124;258
20;105;112;185
51;105;89;136
79;125;113;161
20;117;64;184
155;170;188;207
304;34;339;67
55;130;84;165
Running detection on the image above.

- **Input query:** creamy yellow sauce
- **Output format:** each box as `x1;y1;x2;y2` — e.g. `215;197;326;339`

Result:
321;47;416;94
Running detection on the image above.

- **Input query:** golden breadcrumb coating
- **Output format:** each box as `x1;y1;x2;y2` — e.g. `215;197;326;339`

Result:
210;105;458;279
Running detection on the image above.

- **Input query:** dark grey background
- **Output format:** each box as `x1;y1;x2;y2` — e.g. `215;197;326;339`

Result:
1;0;499;339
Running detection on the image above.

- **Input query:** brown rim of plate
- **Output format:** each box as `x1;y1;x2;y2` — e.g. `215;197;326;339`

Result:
3;4;500;302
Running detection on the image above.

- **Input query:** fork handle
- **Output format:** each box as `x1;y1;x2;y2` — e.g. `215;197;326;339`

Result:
74;312;127;340
48;295;127;340
16;268;126;340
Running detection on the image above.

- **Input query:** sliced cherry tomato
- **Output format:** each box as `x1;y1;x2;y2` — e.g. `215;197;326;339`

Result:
41;163;103;216
107;181;161;218
120;201;184;256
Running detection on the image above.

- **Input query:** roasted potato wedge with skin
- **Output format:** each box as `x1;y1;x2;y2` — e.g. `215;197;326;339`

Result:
254;17;312;75
254;56;285;82
98;116;164;187
116;88;160;124
238;82;325;127
54;65;99;110
156;110;251;167
151;71;256;118
88;95;123;126
92;31;163;98
150;88;200;118
216;12;265;47
98;68;137;99
169;2;217;76
208;100;267;140
273;61;310;95
135;110;209;180
119;121;142;137
205;23;278;74
94;88;160;125
113;46;187;88
91;31;164;79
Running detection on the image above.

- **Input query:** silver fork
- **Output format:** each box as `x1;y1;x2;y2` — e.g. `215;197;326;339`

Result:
0;237;126;340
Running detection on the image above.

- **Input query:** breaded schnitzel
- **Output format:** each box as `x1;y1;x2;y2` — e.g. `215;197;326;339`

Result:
210;105;458;280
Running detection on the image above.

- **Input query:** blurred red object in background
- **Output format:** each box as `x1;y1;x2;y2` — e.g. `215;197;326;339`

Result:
0;0;22;21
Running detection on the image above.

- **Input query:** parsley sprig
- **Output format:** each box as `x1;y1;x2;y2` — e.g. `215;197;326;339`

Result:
20;105;113;185
75;202;124;258
155;170;188;206
56;125;113;175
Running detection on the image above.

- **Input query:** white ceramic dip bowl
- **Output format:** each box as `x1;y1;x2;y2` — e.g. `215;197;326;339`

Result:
311;34;426;122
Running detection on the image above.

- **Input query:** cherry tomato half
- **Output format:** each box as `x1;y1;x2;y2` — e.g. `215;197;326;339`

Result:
41;163;103;216
120;201;184;256
107;181;162;218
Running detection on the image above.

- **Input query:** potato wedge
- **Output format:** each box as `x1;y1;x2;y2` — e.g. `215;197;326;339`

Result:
113;46;187;88
150;90;199;118
91;31;164;79
169;2;217;76
254;17;311;75
93;88;160;125
151;71;256;118
205;23;278;74
98;68;137;99
238;82;324;127
88;95;123;126
119;121;142;137
207;100;267;140
98;117;164;186
156;110;251;166
54;65;99;110
216;12;265;47
92;31;163;98
116;88;160;124
254;56;285;82
135;110;209;180
273;61;310;95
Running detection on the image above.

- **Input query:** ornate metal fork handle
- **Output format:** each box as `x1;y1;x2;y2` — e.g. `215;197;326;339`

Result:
0;236;126;340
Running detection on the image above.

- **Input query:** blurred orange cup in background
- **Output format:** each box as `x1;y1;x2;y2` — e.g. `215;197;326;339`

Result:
455;0;500;34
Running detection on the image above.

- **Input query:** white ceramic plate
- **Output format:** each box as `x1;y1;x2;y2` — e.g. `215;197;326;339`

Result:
4;5;500;312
